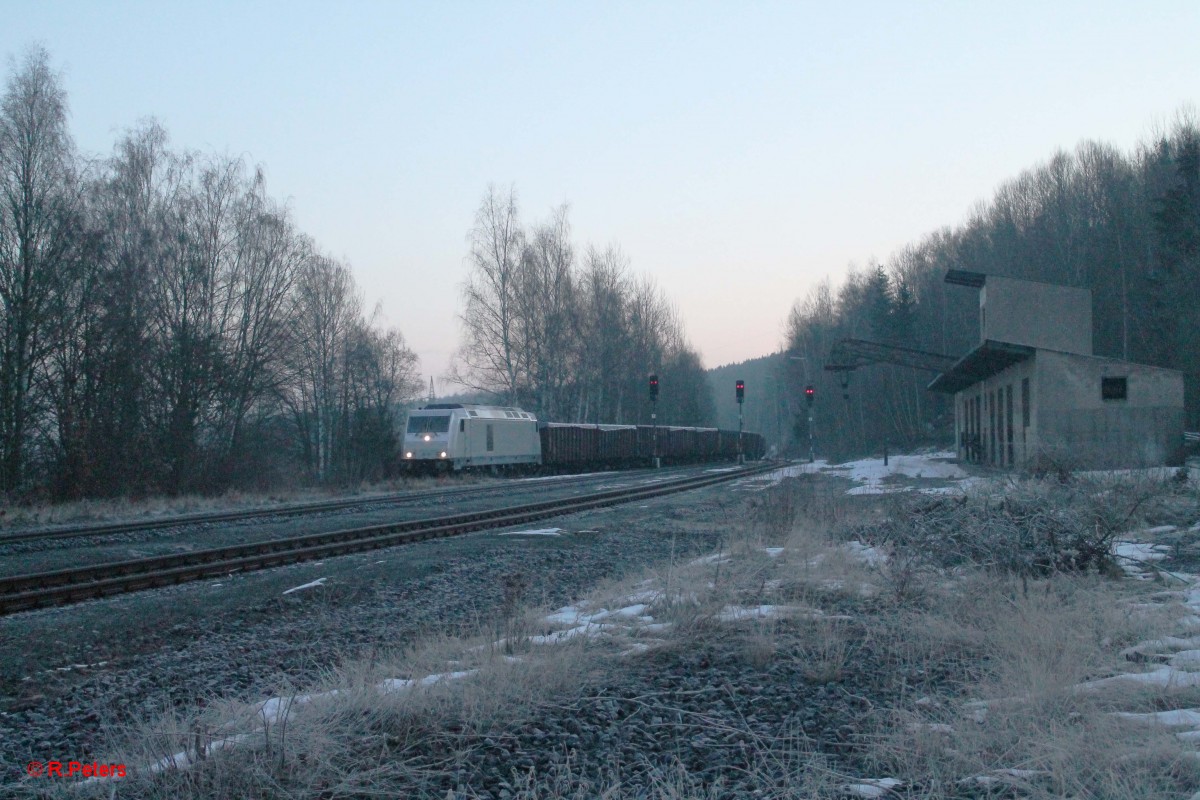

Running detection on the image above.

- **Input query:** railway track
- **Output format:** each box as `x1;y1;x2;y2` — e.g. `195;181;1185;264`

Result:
0;467;682;548
0;463;775;615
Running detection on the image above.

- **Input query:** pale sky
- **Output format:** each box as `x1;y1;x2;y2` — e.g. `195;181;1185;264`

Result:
5;1;1199;393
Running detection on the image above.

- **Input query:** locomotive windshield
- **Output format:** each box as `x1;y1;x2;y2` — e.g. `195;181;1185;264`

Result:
406;415;451;434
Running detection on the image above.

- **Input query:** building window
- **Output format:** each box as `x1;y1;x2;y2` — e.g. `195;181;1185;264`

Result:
1021;378;1030;427
1006;384;1014;465
1101;376;1127;401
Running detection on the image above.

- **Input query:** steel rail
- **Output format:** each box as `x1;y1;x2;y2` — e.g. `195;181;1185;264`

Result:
0;464;774;614
0;467;681;547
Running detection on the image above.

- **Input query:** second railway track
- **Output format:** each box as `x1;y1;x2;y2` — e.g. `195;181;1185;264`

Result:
0;468;685;548
0;463;775;615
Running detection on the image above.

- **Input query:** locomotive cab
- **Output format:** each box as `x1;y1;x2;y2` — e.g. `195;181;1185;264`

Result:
402;404;541;471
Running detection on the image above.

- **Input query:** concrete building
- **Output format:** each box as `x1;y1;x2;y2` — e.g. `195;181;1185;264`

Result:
929;271;1185;469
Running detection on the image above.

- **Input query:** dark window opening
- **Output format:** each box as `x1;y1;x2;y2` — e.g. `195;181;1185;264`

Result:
486;424;494;452
1006;384;1014;465
1101;377;1128;401
1021;378;1030;428
989;390;997;465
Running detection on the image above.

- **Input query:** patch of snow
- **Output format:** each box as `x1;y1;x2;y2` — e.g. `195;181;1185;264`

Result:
1114;708;1200;727
846;484;913;496
606;603;650;618
762;547;785;558
379;669;479;693
282;577;326;595
843;777;902;797
960;769;1045;788
527;624;610;645
1114;541;1170;570
257;693;318;725
544;606;604;626
1121;636;1200;660
818;578;871;596
1077;666;1200;691
1171;650;1200;668
715;604;809;622
963;700;990;723
843;541;888;567
152;667;480;774
824;452;967;483
518;471;613;482
498;528;562;536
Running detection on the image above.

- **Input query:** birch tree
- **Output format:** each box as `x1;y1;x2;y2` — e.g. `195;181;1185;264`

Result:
0;47;81;490
452;185;524;403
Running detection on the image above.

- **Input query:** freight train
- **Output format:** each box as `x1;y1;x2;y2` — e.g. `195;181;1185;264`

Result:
402;404;765;472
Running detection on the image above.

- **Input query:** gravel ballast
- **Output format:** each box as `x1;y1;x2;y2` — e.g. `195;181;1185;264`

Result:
0;475;770;782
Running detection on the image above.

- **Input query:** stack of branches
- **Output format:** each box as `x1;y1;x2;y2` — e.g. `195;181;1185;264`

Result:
851;476;1171;578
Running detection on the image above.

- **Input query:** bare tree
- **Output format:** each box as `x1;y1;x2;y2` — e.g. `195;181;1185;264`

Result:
281;255;360;481
452;185;524;403
575;245;629;422
0;47;82;491
213;170;308;469
340;319;421;479
516;203;576;418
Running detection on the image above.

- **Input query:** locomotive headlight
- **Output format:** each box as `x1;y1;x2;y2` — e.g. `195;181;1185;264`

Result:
405;452;413;458
423;434;431;442
439;451;447;458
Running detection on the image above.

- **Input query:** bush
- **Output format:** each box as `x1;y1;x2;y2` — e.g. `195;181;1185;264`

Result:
849;474;1180;577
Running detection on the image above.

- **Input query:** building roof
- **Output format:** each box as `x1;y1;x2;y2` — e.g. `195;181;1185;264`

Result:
927;340;1035;394
944;269;987;288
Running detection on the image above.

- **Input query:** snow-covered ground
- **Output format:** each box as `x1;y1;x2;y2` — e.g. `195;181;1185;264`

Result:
747;451;980;496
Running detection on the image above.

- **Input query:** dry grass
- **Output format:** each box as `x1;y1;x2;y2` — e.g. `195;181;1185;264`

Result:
76;468;1200;799
864;574;1200;799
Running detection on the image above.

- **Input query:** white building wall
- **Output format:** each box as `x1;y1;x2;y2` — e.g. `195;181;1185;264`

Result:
953;350;1184;469
981;276;1092;355
1035;351;1185;468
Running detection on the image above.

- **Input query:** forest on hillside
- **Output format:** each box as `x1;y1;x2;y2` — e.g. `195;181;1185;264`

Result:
0;49;423;499
773;110;1200;461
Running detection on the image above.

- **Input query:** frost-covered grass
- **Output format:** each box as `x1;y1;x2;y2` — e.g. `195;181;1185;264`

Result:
67;455;1200;799
0;474;477;529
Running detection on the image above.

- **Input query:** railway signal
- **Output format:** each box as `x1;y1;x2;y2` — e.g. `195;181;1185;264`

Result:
804;385;816;464
736;379;745;463
649;374;659;468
